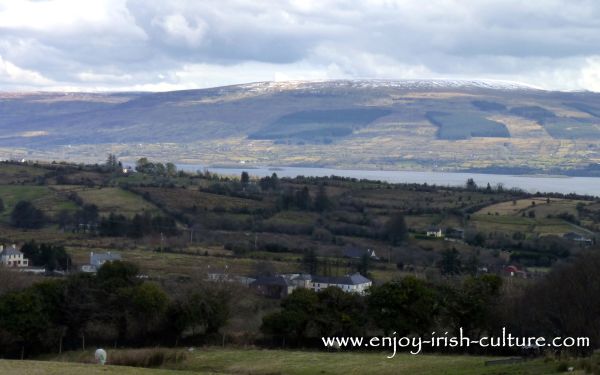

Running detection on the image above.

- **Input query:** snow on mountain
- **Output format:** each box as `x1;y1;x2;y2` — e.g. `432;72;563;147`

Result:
236;79;542;94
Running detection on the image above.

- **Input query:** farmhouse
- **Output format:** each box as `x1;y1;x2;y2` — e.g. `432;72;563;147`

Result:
251;273;373;298
426;226;444;238
81;251;121;272
0;245;29;268
311;273;372;295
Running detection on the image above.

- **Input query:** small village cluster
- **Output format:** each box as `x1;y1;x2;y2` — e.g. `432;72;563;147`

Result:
1;220;593;297
208;272;373;299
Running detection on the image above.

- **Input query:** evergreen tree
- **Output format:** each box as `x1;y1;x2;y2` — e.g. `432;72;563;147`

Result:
357;253;370;277
466;178;477;191
10;201;45;229
105;154;119;171
241;171;250;187
383;212;408;245
313;184;331;212
294;186;311;210
302;249;318;275
440;248;462;275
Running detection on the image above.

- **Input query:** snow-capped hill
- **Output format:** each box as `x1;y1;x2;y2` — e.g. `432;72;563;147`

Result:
237;78;542;94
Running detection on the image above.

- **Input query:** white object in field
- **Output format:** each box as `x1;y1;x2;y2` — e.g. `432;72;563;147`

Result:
95;348;107;365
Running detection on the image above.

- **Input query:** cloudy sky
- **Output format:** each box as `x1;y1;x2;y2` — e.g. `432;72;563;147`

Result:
0;0;599;92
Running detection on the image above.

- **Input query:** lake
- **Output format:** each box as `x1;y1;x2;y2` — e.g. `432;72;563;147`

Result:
177;165;600;197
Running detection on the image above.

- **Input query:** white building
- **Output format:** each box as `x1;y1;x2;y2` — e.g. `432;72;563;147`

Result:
0;245;29;268
426;227;443;238
81;251;121;272
257;273;373;297
311;273;372;295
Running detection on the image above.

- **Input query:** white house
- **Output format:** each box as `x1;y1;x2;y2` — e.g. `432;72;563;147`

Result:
426;226;443;238
310;273;372;295
0;245;29;268
81;251;121;272
254;273;373;298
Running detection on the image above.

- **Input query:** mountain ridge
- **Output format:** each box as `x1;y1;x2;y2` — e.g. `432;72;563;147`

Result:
0;79;599;173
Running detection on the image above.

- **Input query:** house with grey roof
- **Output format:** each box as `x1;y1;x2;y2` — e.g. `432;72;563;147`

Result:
249;272;373;298
0;245;29;268
311;273;372;295
81;251;121;272
426;226;443;238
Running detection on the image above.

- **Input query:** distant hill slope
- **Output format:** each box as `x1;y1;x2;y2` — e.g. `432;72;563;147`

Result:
0;80;599;173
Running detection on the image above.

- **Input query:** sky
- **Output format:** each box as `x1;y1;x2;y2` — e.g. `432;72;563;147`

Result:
0;0;600;92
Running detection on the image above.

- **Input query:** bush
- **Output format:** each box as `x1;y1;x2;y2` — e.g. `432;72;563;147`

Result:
10;201;45;229
108;348;188;367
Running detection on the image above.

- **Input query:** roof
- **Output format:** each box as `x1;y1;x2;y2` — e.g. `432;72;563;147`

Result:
250;276;293;287
343;246;368;258
427;226;442;232
91;252;121;262
313;273;371;286
0;246;22;257
294;274;313;281
349;273;372;284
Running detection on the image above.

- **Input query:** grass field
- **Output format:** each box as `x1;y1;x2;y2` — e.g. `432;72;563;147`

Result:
66;247;300;278
0;185;78;220
25;348;574;375
0;163;47;184
0;360;202;375
472;198;587;236
132;187;270;212
476;198;584;218
50;186;162;217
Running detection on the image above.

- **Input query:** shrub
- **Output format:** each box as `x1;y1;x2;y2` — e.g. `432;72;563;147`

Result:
108;348;188;367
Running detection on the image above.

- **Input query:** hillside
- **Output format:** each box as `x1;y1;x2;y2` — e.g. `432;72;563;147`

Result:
1;80;600;173
0;161;598;367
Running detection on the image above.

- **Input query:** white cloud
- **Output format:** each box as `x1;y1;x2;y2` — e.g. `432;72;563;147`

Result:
0;55;52;86
579;57;600;92
77;71;134;83
0;0;146;38
153;14;208;48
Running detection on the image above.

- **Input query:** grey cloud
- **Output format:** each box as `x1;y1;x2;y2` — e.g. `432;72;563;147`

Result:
0;0;599;91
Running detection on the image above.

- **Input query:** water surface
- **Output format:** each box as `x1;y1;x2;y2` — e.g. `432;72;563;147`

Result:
177;165;600;197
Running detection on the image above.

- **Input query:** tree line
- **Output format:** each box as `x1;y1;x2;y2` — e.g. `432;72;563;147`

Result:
261;274;502;351
0;261;230;358
264;251;600;355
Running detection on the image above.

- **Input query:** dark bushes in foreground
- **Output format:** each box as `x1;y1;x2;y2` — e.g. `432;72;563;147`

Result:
0;261;230;358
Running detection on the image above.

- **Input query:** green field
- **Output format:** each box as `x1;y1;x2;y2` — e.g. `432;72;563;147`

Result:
66;247;300;278
472;198;588;236
22;348;570;375
60;186;161;217
132;186;270;212
0;360;201;375
0;185;78;220
0;163;47;184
